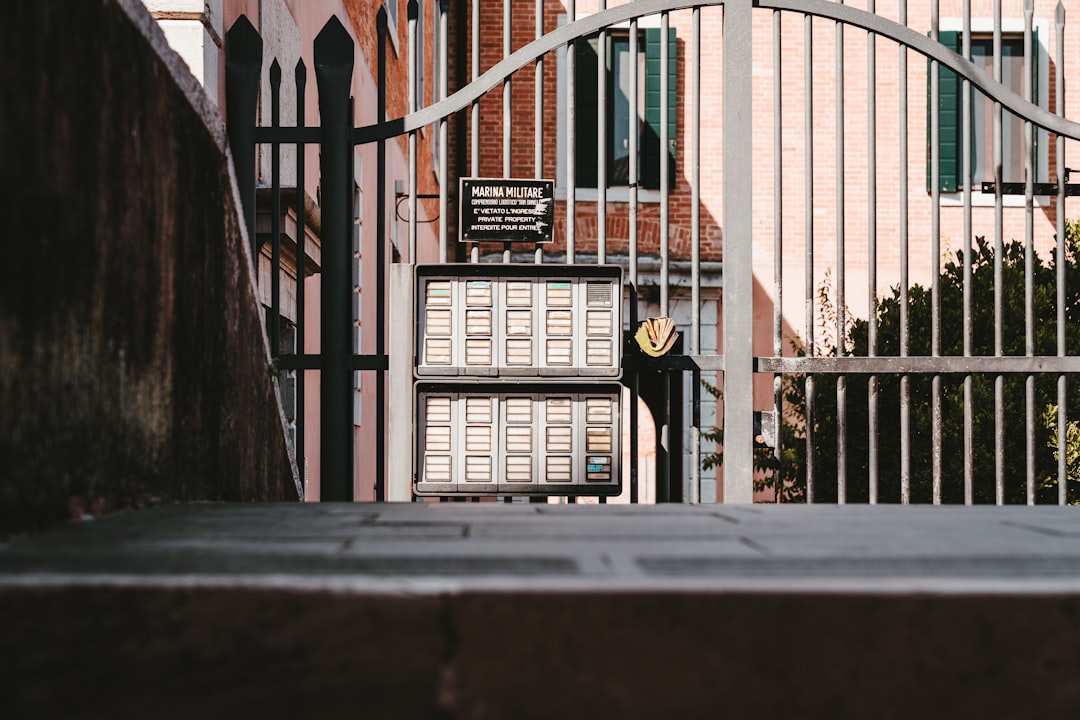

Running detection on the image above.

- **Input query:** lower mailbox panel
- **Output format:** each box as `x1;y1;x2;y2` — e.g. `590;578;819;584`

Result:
415;382;622;497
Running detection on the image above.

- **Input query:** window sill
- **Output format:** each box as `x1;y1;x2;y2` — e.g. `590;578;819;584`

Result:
555;187;664;204
939;192;1052;208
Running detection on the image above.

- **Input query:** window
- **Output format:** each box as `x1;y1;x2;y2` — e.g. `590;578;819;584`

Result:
559;24;677;193
929;24;1047;194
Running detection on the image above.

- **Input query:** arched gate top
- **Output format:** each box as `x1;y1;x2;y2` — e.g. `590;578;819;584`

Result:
355;0;1080;145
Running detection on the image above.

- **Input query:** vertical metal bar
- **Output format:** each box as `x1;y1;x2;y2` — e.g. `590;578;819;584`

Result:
994;0;1005;505
295;58;307;499
629;18;640;504
804;11;815;504
658;374;671;504
597;0;607;265
503;0;512;182
566;0;576;264
536;0;545;265
596;0;609;486
867;0;878;505
962;0;973;505
1025;0;1036;505
692;375;702;504
930;317;942;504
409;0;418;264
773;8;784;503
630;366;640;504
835;1;846;505
271;60;282;359
375;22;387;502
1057;1;1068;505
387;265;416;501
930;0;942;504
660;11;670;317
630;18;639;280
899;0;910;504
503;0;512;263
657;10;671;503
470;0;480;263
224;16;262;255
723;0;755;503
691;6;702;504
439;0;449;264
314;16;356;502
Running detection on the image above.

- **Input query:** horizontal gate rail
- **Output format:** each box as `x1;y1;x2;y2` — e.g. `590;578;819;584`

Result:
758;357;1080;375
275;355;390;371
624;357;1080;376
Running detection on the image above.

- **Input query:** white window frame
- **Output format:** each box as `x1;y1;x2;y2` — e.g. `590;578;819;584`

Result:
938;17;1050;208
555;13;664;204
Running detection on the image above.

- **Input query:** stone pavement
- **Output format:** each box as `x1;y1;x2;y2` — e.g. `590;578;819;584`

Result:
3;502;1080;717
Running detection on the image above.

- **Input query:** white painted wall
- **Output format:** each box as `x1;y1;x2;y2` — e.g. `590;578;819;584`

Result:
142;1;223;106
256;0;298;187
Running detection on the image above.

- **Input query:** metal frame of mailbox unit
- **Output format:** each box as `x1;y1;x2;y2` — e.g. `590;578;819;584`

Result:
412;264;623;497
415;264;622;378
414;382;623;497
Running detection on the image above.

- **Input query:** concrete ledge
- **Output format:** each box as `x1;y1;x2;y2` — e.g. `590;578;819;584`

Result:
3;504;1080;717
0;0;298;535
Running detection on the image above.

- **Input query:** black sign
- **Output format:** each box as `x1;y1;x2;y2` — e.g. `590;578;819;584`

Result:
459;178;555;244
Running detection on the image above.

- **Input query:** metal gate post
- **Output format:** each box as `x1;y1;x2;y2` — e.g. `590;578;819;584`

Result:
314;17;355;501
386;264;414;502
723;0;755;502
224;16;262;253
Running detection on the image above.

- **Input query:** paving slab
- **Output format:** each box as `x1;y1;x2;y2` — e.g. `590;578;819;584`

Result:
3;503;1080;718
3;502;1080;590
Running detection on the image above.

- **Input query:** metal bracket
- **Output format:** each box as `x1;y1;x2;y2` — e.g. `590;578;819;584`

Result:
980;182;1080;196
981;169;1080;196
394;191;452;223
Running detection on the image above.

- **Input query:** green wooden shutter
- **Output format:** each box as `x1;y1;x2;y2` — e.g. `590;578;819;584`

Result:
927;31;961;193
574;38;599;189
642;27;676;190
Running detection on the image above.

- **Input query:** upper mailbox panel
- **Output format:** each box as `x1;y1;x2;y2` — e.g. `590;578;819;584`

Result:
415;264;623;378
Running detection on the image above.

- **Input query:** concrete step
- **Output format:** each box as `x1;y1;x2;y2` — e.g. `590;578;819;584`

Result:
3;503;1080;717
